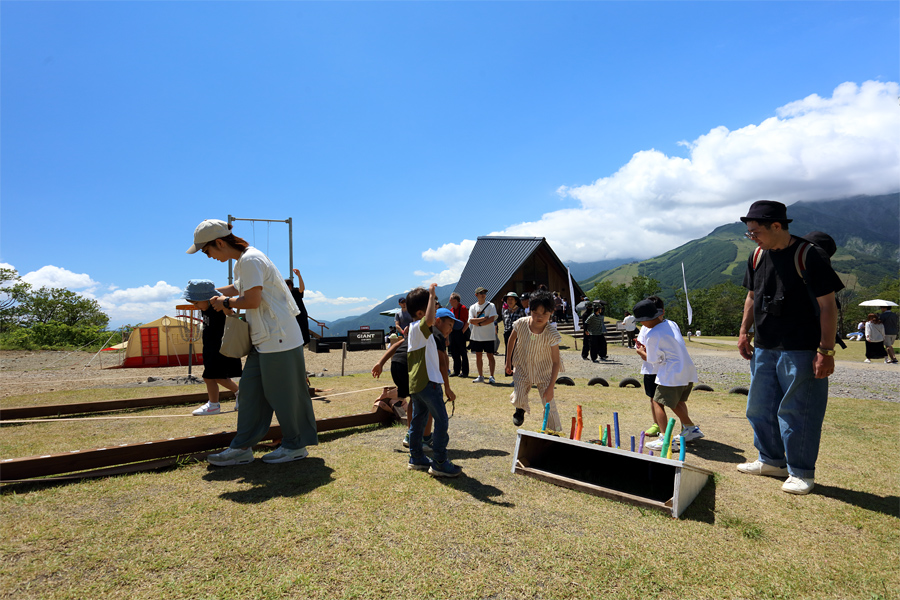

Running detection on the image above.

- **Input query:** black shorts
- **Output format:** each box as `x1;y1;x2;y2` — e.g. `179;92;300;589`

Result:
643;374;658;400
390;361;409;398
470;340;495;354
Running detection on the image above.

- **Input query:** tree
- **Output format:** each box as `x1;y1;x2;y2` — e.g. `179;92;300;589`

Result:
0;268;32;332
18;287;109;329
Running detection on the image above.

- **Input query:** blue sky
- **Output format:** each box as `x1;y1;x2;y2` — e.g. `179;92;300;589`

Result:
2;1;898;328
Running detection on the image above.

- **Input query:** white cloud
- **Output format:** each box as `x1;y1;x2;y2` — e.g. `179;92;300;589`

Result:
424;80;900;272
21;265;99;290
302;290;378;306
420;239;478;285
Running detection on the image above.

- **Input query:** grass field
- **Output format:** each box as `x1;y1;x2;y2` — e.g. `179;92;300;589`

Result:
1;375;898;599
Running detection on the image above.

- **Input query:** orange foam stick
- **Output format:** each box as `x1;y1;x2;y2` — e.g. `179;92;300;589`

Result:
575;405;583;441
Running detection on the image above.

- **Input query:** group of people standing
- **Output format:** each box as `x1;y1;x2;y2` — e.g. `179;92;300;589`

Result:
862;307;898;364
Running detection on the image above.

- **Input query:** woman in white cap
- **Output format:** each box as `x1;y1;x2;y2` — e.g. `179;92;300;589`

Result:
187;219;317;466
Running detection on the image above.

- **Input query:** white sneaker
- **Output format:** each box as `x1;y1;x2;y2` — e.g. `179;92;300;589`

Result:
488;376;496;384
208;447;254;466
864;359;871;363
645;436;679;453
885;358;892;364
472;376;485;383
737;459;789;477
680;425;705;442
262;446;309;464
192;402;221;416
782;475;815;495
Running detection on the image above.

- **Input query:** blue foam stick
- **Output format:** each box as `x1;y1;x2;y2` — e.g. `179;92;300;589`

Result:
679;435;686;461
630;435;635;452
613;412;620;448
542;402;550;432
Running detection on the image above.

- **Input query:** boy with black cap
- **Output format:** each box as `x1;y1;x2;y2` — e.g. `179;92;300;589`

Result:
633;298;704;452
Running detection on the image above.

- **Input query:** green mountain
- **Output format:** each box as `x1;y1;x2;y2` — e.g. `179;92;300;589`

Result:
580;194;899;294
320;283;458;337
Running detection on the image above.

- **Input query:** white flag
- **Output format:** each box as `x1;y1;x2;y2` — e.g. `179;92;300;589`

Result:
682;262;693;325
568;268;580;333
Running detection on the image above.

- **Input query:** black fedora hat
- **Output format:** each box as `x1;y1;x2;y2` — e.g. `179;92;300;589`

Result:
740;200;792;224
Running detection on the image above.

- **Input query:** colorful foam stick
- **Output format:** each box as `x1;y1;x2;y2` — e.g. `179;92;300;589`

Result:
630;435;635;452
542;403;550;432
575;405;583;441
606;424;612;447
661;418;676;458
570;416;576;439
679;435;686;461
667;441;674;460
613;412;620;448
600;426;607;446
639;431;645;453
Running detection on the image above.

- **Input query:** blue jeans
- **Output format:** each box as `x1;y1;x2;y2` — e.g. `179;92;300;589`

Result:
408;382;449;464
746;348;828;479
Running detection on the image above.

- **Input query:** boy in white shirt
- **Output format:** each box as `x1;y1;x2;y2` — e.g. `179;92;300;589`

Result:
633;298;704;452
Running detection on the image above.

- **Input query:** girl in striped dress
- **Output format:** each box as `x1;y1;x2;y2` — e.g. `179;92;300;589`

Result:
505;290;564;431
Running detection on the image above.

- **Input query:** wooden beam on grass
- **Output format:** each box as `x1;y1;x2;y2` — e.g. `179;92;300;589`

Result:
0;406;395;482
0;392;226;421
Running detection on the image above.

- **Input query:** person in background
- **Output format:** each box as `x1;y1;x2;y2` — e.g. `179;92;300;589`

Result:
864;313;887;364
447;292;470;378
188;219;317;466
183;279;242;416
623;311;637;349
584;302;608;361
468;286;498;383
520;292;531;315
879;305;898;363
501;292;525;370
395;297;414;337
287;268;311;346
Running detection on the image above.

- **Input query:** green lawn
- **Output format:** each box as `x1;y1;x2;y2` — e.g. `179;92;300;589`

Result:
1;376;898;599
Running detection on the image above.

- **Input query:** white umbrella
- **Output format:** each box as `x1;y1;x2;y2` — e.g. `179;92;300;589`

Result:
859;299;899;307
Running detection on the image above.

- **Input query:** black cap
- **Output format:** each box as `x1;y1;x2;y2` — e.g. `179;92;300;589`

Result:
740;200;792;224
633;299;664;322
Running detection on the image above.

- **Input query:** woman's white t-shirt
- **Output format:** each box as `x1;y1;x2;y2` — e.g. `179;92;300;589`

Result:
234;247;303;353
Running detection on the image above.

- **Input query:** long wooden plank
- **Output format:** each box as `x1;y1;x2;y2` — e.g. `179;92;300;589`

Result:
1;407;394;482
1;392;223;420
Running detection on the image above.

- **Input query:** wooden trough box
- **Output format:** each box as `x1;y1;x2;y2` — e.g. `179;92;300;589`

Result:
512;430;713;518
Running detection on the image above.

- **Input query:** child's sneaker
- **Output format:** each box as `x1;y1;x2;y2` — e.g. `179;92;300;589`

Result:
423;434;434;448
488;376;496;384
513;408;525;426
192;402;221;416
402;431;411;448
680;425;705;442
428;459;462;478
645;436;679;453
644;423;660;436
408;456;432;471
472;376;485;383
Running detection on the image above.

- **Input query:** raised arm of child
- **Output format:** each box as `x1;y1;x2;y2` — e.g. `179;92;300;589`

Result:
424;283;437;327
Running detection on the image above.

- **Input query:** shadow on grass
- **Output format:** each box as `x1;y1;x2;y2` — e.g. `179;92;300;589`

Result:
814;484;900;519
680;476;717;524
688;439;746;465
435;472;515;508
202;456;334;504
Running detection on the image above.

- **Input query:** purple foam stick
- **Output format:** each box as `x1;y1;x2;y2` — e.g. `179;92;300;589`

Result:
639;431;646;453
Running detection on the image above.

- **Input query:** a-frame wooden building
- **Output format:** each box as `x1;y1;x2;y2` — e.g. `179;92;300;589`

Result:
452;236;585;311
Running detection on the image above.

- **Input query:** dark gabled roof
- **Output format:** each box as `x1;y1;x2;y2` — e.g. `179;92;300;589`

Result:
453;236;583;307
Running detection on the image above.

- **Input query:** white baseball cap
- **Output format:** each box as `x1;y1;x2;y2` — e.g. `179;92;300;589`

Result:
186;219;231;254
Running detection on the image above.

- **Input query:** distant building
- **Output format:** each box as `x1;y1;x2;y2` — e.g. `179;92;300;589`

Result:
453;236;585;309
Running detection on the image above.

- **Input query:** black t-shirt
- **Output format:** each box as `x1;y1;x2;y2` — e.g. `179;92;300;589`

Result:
880;310;899;336
390;340;408;365
742;237;844;350
432;327;447;353
201;306;226;351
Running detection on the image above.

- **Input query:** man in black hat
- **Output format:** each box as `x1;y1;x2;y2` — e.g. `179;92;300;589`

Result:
736;200;844;495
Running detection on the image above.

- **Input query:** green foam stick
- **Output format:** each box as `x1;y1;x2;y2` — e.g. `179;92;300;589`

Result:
600;426;607;446
661;417;676;458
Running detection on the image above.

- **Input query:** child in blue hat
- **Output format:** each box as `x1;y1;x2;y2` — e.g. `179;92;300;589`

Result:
183;279;243;415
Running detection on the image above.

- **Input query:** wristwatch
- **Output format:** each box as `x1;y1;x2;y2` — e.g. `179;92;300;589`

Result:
817;346;835;356
223;297;231;310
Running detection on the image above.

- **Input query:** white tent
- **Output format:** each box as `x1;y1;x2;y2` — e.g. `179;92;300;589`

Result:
121;315;203;368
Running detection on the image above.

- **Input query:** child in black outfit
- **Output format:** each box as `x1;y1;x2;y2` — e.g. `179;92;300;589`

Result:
183;280;243;416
